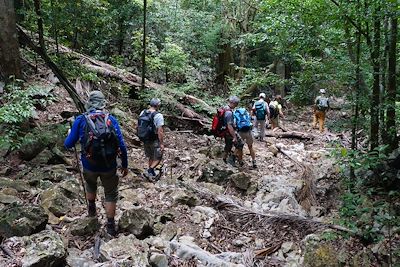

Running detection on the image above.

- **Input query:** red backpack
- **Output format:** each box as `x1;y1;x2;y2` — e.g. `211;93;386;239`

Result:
211;107;228;137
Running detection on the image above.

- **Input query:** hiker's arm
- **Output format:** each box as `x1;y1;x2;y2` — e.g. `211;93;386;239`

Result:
158;127;164;151
227;124;237;142
64;116;81;149
111;117;128;170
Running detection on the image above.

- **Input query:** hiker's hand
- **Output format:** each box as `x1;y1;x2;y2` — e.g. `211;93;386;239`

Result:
67;128;71;136
233;137;238;144
120;167;128;177
160;143;165;152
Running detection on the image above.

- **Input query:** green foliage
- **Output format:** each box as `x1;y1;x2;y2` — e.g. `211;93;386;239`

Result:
159;40;189;81
0;83;55;150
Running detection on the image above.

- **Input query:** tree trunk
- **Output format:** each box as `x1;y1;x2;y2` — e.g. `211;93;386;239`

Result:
380;17;389;142
386;10;398;150
117;18;124;55
216;42;233;87
33;0;45;51
370;6;381;150
0;0;22;80
276;60;286;97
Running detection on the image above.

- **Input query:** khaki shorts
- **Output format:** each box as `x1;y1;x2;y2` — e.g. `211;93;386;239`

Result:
238;130;254;146
144;140;163;161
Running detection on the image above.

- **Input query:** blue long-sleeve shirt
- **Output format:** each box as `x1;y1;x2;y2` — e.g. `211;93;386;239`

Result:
64;112;128;172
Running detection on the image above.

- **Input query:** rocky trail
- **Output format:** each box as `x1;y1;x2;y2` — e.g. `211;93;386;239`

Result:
0;81;365;267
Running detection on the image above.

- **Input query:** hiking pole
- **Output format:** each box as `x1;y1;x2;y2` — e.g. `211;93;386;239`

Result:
69;120;88;207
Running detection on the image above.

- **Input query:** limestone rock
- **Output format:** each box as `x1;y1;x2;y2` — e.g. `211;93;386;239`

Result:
0;192;22;204
199;160;234;184
100;234;149;266
230;172;251;190
149;253;168;267
41;187;72;217
118;207;154;238
0;177;31;192
70;217;100;236
0;203;48;238
172;189;199;207
268;145;279;156
28;165;74;184
3;230;66;267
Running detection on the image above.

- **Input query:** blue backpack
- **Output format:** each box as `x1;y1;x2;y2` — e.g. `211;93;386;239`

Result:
234;108;252;132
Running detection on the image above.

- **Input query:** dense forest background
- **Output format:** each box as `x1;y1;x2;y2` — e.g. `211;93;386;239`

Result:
0;0;400;265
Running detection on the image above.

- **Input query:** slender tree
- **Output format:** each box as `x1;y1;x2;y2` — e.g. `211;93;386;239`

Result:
141;0;147;90
386;5;398;150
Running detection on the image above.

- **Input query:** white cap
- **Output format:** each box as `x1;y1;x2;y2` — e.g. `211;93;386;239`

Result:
259;93;266;98
320;89;326;94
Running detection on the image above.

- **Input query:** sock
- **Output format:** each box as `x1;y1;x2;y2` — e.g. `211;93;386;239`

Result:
107;217;115;225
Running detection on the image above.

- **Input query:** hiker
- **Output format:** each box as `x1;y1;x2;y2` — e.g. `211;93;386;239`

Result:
269;95;284;130
252;93;270;141
137;98;165;181
313;89;330;133
235;106;257;168
64;90;128;236
220;96;241;164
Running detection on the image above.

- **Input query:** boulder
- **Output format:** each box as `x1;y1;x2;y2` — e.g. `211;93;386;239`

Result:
28;165;74;184
230;172;251;190
41;186;72;217
118;207;154;238
100;234;149;266
172;189;199;207
0;192;22;204
199;160;234;184
70;217;100;236
0;203;48;238
3;230;66;267
268;145;279;156
0;177;31;192
149;253;168;267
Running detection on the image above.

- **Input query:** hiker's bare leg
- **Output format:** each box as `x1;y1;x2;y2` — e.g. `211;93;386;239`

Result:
150;159;161;168
236;149;243;162
248;144;255;160
87;192;96;201
105;201;116;218
312;112;317;128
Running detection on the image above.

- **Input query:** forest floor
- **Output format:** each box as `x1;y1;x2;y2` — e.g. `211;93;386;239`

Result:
0;72;397;266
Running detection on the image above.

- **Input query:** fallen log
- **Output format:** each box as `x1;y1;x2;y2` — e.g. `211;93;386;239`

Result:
164;115;210;134
265;131;314;140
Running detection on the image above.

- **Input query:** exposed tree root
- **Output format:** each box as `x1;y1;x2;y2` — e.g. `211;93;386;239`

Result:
265;131;314;140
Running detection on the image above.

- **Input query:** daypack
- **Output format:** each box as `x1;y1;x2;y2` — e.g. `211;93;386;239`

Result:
317;97;329;111
234;108;252;132
137;110;158;142
269;103;278;119
84;112;119;167
255;101;266;120
211;107;228;137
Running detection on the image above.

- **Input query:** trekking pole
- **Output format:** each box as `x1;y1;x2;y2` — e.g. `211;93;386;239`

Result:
69;121;88;207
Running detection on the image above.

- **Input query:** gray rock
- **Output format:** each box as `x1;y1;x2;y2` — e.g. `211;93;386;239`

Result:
172;189;199;207
118;207;154;238
230;172;251;190
0;177;31;192
3;230;66;267
41;186;72;217
149;253;168;267
100;234;149;266
0;192;22;204
0;203;48;238
268;145;279;156
70;217;100;236
199;160;234;184
170;240;244;267
28;165;73;183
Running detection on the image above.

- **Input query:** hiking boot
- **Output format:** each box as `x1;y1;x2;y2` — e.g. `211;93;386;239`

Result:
227;155;236;166
143;170;157;182
106;221;117;237
252;160;257;169
238;160;244;167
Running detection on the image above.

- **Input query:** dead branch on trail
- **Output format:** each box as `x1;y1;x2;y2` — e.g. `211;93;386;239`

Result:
265;131;314;140
179;94;214;115
277;146;317;213
215;197;357;235
181;181;356;236
255;242;282;258
164;115;210;134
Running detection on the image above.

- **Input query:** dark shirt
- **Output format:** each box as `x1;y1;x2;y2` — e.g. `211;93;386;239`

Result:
64;111;128;172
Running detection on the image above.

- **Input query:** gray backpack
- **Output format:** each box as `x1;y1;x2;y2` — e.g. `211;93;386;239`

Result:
317;97;329;111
